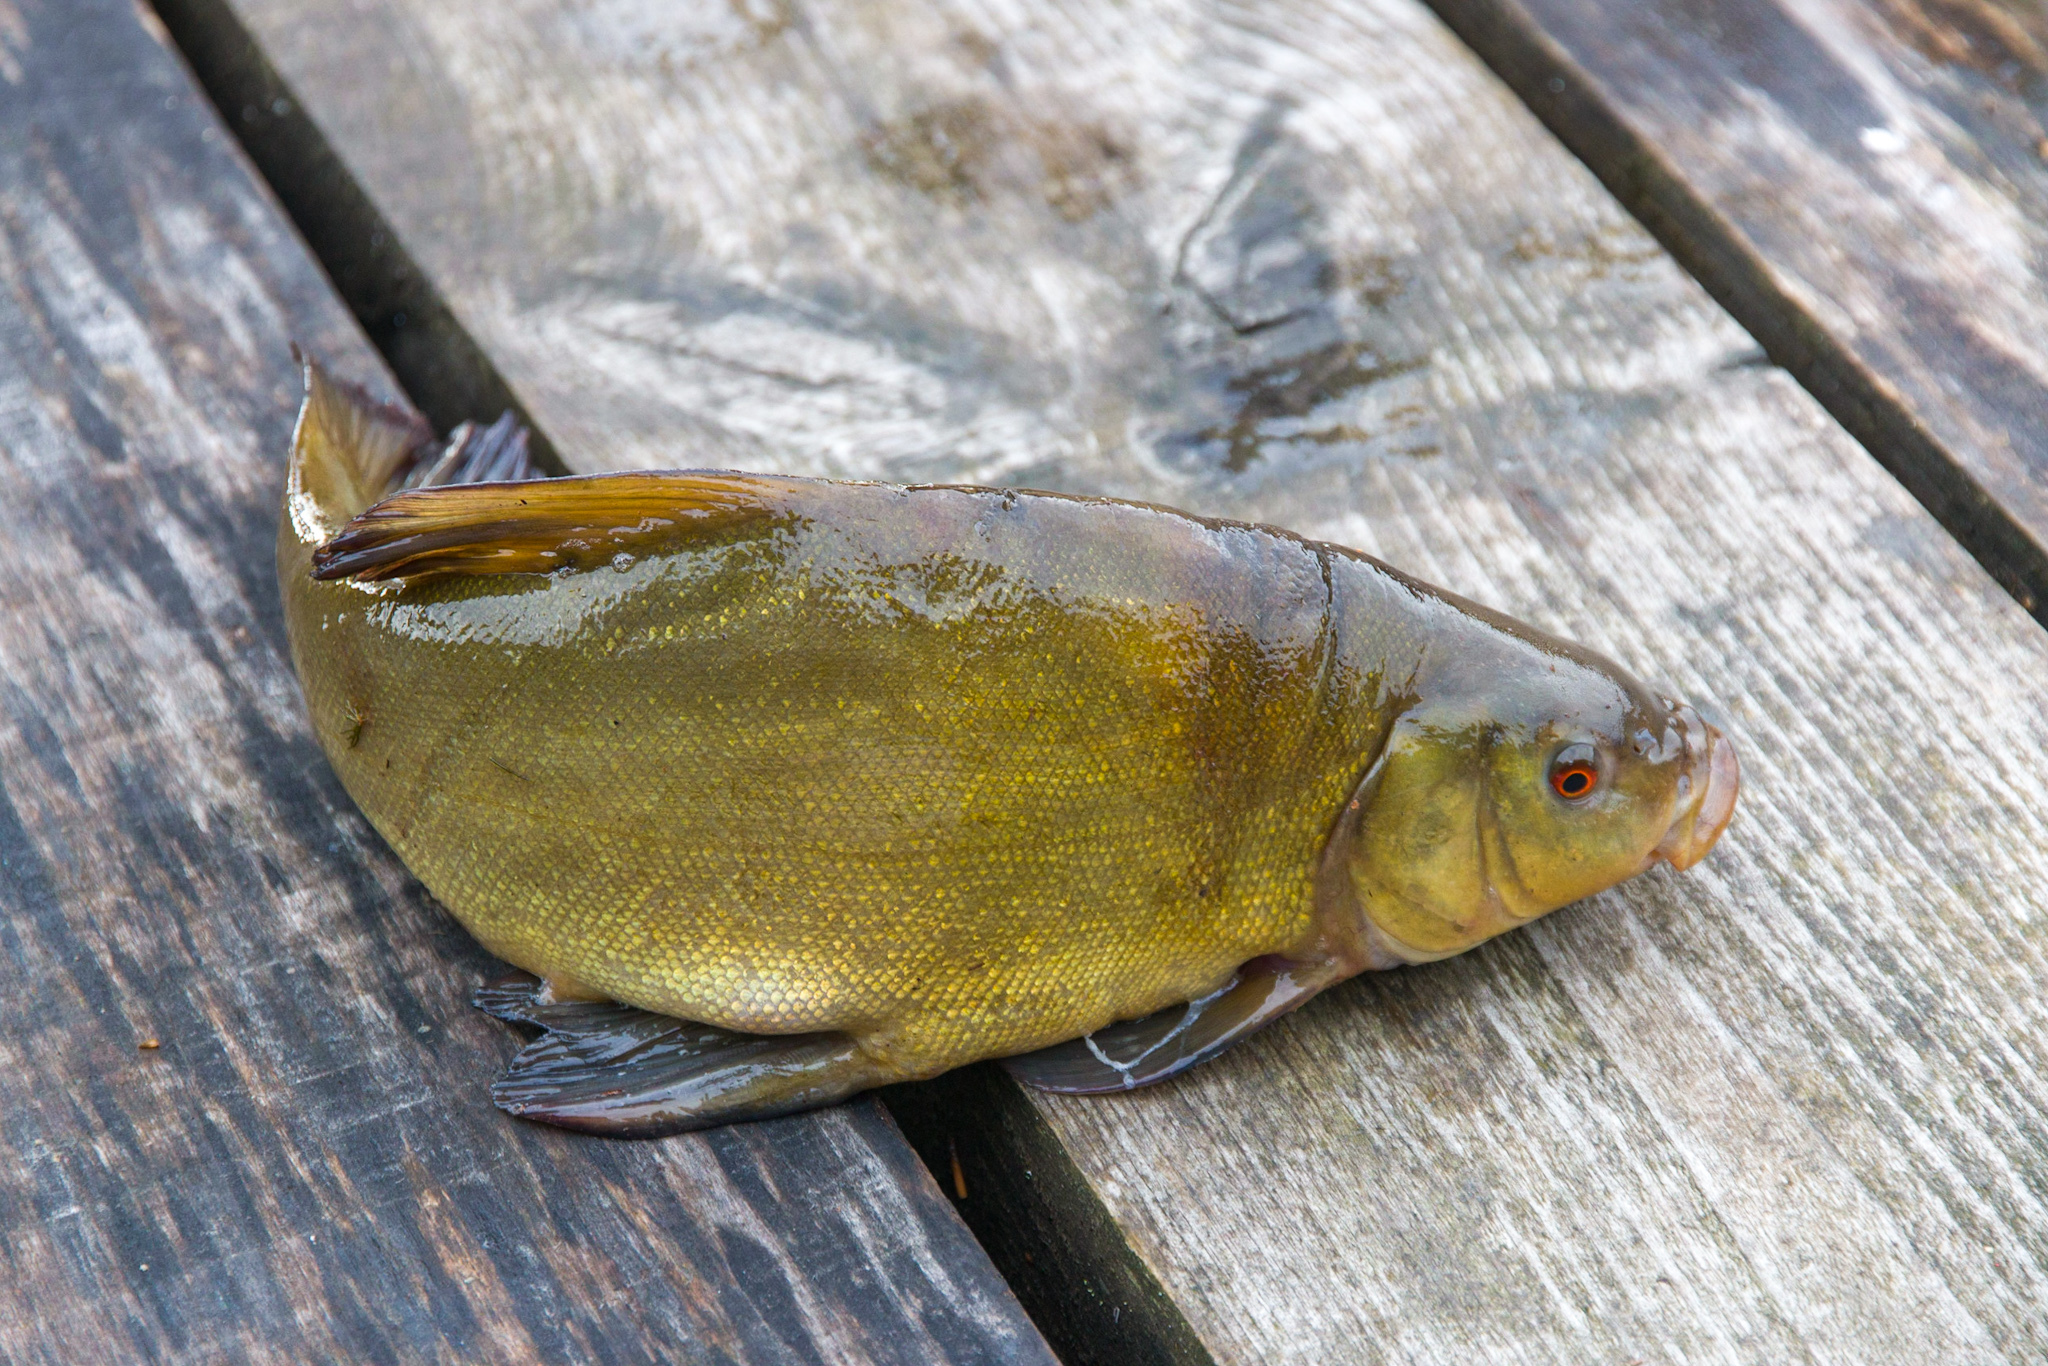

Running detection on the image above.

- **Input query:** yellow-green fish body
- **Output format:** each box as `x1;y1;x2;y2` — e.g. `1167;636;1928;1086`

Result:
280;364;1735;1130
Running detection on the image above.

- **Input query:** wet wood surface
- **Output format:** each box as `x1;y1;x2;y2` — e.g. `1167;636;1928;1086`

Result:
0;3;1057;1362
162;0;2048;1360
1426;0;2048;622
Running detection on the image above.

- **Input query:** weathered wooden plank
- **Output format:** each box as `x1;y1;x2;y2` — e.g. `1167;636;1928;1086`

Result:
1423;0;2048;623
0;4;1056;1361
169;0;2048;1360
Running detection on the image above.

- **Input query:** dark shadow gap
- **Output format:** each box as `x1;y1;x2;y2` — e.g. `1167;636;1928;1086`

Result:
145;0;563;474
883;1068;1219;1366
1422;0;2048;629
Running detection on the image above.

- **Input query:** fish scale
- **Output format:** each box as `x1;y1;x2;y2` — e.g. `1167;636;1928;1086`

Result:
281;361;1734;1132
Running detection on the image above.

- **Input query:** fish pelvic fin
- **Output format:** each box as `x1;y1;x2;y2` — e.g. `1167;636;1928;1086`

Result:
1001;953;1352;1094
474;973;885;1136
310;469;809;583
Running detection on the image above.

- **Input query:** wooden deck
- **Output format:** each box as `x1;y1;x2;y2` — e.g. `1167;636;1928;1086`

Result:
1429;0;2048;618
8;0;2048;1360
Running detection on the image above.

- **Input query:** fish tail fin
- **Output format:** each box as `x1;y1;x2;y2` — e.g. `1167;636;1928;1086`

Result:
280;351;540;550
282;353;433;548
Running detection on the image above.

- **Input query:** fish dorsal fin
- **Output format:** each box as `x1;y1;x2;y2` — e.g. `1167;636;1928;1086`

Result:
310;470;810;582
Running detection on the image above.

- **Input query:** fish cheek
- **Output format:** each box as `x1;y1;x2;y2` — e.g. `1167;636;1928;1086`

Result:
1345;736;1491;957
1486;789;1607;916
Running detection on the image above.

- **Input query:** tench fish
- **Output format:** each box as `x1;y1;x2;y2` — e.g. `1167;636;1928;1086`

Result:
279;360;1737;1135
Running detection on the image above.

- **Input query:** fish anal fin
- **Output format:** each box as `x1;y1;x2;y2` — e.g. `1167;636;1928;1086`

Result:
312;470;809;583
1001;954;1349;1095
472;973;882;1136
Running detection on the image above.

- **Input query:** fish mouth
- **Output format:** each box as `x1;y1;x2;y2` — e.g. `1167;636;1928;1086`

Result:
1650;703;1739;871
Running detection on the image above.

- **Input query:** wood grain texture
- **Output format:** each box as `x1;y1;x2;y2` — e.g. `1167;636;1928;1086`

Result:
1423;0;2048;625
147;0;566;470
0;4;1056;1362
186;0;2048;1359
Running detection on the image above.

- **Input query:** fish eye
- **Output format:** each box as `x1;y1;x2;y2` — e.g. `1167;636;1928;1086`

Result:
1549;743;1600;802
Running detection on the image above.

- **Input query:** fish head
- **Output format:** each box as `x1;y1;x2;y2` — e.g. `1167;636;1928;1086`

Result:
1328;614;1737;966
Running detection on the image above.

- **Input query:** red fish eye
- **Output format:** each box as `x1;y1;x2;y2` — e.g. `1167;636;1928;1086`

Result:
1549;744;1600;801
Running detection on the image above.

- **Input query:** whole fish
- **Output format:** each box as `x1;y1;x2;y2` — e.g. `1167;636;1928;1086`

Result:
280;361;1736;1134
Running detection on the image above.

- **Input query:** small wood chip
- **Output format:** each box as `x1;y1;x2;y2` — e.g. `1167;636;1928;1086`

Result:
949;1138;968;1200
138;1039;159;1050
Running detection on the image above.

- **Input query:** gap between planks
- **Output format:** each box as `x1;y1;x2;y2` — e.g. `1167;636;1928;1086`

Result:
148;0;564;472
1421;0;2048;630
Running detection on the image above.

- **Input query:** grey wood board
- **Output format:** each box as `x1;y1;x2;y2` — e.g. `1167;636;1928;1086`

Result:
1424;0;2048;621
0;3;1056;1362
200;0;2048;1360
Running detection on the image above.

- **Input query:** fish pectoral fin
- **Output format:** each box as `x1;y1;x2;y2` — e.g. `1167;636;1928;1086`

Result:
1000;955;1348;1095
311;469;812;583
473;972;880;1137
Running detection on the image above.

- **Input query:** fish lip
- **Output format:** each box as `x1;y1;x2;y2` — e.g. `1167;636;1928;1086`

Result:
1651;705;1739;871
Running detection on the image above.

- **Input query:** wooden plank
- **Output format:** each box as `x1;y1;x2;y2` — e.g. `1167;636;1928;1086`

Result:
1422;0;2048;623
0;4;1058;1362
167;0;2048;1359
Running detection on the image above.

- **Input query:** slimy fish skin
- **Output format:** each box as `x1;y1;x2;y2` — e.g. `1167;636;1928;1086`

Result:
279;361;1737;1134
